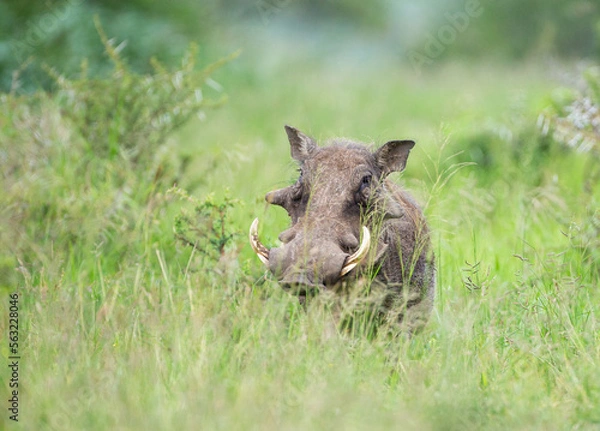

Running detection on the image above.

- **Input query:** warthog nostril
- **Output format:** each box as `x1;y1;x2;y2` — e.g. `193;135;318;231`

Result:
280;273;324;296
340;232;359;252
281;284;320;297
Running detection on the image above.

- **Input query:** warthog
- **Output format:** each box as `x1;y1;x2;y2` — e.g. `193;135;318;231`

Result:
250;126;435;331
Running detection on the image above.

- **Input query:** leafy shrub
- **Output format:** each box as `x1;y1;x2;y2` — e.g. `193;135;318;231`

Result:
542;67;600;157
171;187;241;266
45;17;235;168
0;21;235;291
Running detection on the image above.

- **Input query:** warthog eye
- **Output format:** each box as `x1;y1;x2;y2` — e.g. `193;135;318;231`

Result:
355;173;373;205
359;174;372;192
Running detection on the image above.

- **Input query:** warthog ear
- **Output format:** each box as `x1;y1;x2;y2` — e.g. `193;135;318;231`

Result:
285;125;317;162
374;140;415;176
265;187;288;207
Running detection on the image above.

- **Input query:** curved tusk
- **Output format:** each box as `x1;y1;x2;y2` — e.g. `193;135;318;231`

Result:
249;218;270;266
340;226;371;277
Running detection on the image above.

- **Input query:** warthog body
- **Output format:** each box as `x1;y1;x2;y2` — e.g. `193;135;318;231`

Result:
250;126;435;331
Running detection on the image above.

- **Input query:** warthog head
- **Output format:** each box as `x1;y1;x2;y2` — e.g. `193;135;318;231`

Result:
250;126;431;304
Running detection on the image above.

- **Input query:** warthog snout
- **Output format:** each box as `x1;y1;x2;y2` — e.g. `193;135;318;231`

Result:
250;218;370;291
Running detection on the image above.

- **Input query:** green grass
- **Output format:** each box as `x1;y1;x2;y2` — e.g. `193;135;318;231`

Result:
1;55;599;430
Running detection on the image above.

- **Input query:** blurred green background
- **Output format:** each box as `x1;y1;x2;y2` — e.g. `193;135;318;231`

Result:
2;0;599;91
2;2;600;430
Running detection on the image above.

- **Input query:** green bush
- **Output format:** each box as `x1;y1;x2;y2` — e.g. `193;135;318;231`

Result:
541;66;600;189
45;17;235;168
171;187;241;266
543;67;600;153
0;22;235;291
